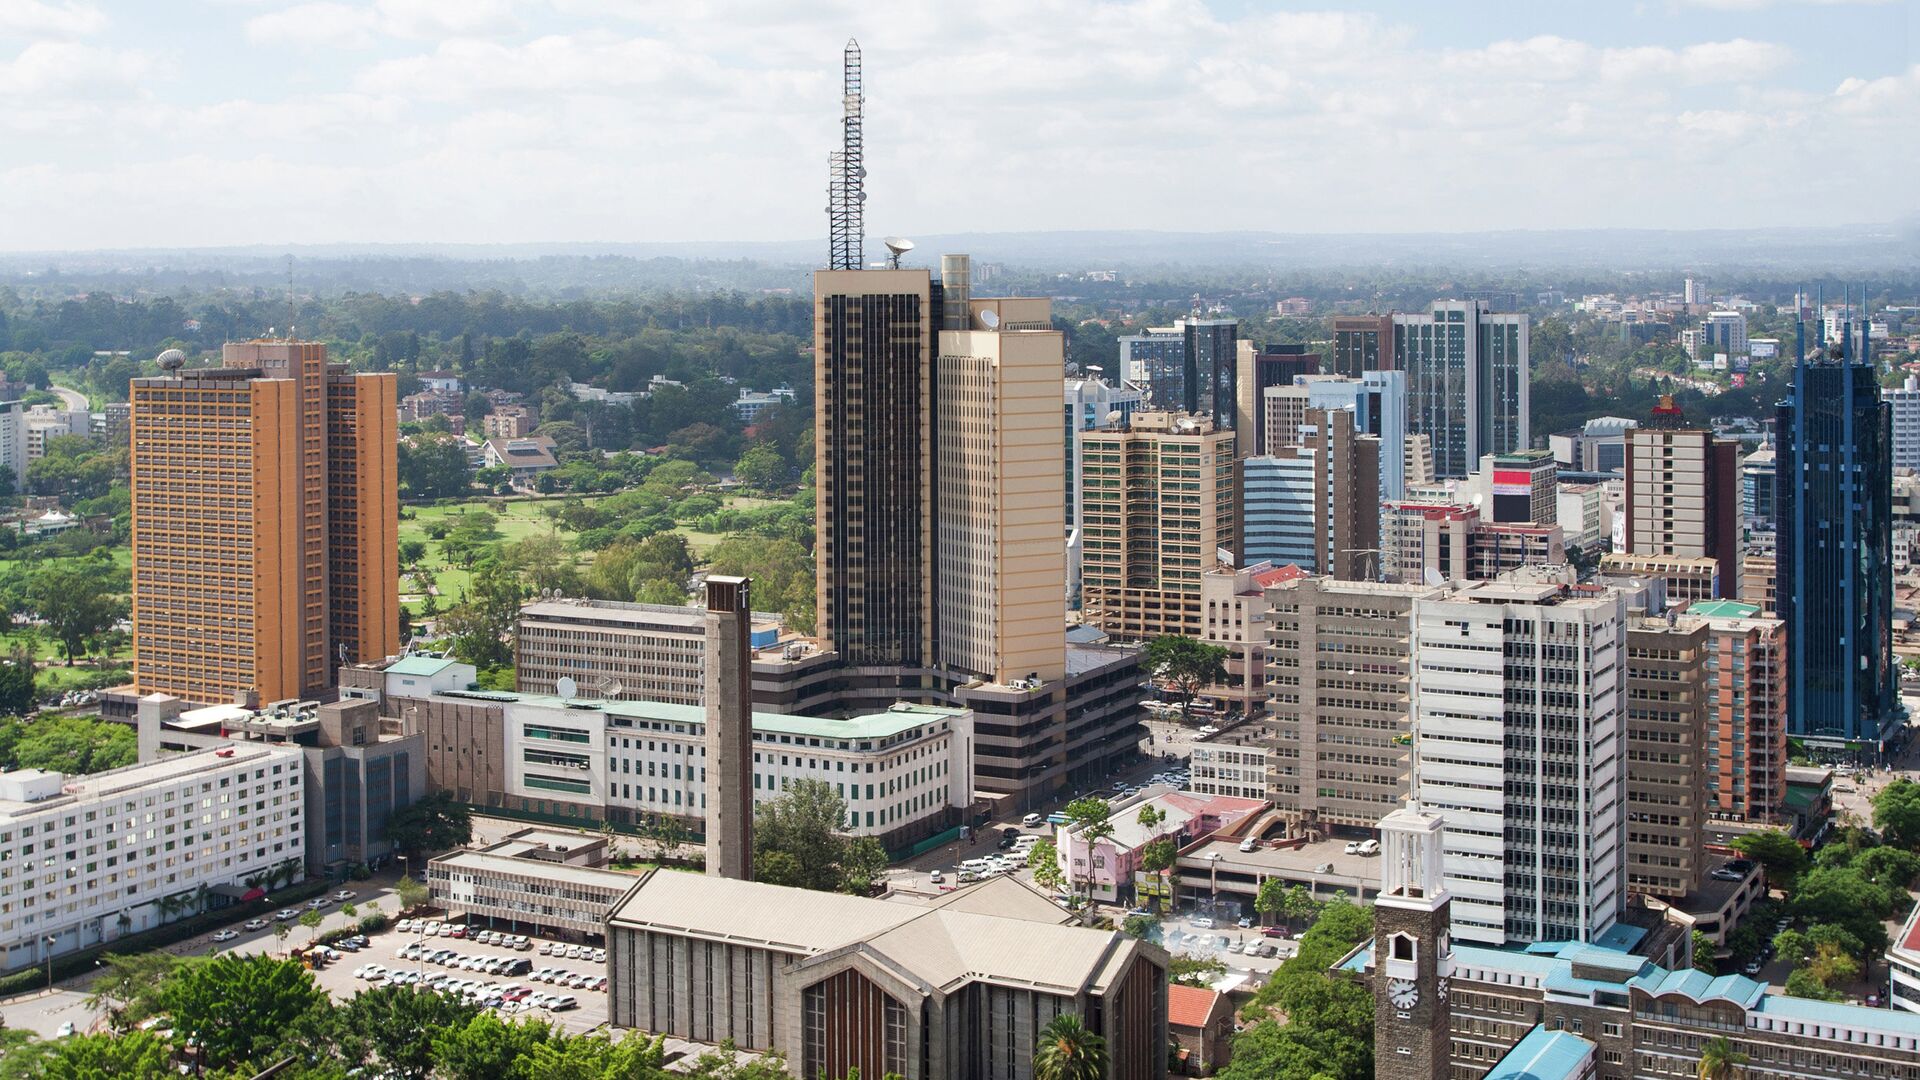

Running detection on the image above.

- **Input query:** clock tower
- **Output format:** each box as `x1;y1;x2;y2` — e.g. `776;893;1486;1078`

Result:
1371;805;1453;1080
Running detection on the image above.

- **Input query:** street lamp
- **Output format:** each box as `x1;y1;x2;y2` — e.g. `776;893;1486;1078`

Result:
43;933;58;994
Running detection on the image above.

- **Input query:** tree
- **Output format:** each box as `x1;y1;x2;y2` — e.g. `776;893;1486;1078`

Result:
732;443;788;491
398;435;473;500
1255;878;1287;925
0;653;33;716
298;908;323;943
1692;930;1717;974
430;1012;558;1080
399;538;428;566
334;982;483;1080
1121;914;1156;940
1168;953;1228;988
24;559;128;665
751;780;880;895
1784;966;1844;1001
84;951;181;1019
1062;798;1115;899
1698;1035;1749;1080
3;715;136;774
1281;885;1319;929
34;1029;173;1079
394;875;428;913
386;792;473;860
1032;1013;1109;1080
1142;635;1229;723
153;954;330;1072
1030;837;1065;894
1136;804;1165;830
1773;929;1812;966
1730;829;1807;889
272;921;291;954
1139;837;1177;875
1874;779;1920;849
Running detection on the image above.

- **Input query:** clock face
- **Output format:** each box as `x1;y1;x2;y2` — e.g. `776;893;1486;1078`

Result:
1389;978;1419;1009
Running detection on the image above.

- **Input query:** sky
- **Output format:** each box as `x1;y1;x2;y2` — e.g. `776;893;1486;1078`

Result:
0;0;1915;251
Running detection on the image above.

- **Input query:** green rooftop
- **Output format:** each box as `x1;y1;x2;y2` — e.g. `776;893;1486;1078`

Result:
385;655;465;677
1690;599;1761;619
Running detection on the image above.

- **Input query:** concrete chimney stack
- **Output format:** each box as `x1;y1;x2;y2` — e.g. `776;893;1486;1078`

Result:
702;575;754;880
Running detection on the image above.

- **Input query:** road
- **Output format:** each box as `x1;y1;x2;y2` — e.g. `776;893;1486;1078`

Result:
49;385;89;412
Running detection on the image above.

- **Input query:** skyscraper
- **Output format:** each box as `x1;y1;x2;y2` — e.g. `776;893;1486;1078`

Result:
1184;317;1239;432
1775;317;1897;752
1623;616;1709;900
1234;339;1319;452
814;268;937;669
130;341;397;705
1393;301;1529;478
1080;411;1236;640
1623;407;1741;597
1241;408;1380;578
1411;576;1625;946
1331;314;1394;378
1118;326;1183;406
1065;372;1145;607
935;295;1067;683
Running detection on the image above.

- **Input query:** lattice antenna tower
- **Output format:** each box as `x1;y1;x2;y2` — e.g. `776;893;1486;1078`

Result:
827;38;865;270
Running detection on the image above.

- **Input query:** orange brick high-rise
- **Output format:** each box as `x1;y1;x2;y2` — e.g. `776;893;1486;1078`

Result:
131;341;397;705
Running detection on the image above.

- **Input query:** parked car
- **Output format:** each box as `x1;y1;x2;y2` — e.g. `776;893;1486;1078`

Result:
1357;839;1380;855
1239;838;1259;853
1261;926;1291;939
1314;863;1334;874
330;890;355;902
306;898;331;910
1022;813;1044;828
548;995;579;1011
1236;916;1253;929
1343;841;1360;855
55;1022;75;1038
1191;916;1215;929
211;929;239;942
244;918;269;931
1255;943;1278;958
275;909;301;922
1744;958;1764;976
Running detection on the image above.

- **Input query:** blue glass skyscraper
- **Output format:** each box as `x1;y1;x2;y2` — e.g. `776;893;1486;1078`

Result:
1774;315;1899;754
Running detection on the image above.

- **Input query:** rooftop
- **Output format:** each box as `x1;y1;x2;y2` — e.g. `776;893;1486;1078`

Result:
1167;984;1225;1029
1690;599;1762;619
430;848;636;892
1485;1026;1595;1080
1;744;295;815
430;690;966;745
385;655;464;678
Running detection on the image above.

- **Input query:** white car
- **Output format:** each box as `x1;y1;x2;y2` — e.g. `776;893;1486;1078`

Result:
1357;839;1380;855
275;909;301;922
929;869;945;884
55;1022;76;1038
1239;838;1258;853
211;929;239;942
330;890;355;902
1022;813;1045;828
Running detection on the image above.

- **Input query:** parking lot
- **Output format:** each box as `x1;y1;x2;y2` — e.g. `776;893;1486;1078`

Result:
310;918;611;1034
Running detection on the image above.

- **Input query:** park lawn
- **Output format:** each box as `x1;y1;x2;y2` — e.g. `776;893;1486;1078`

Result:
37;663;129;694
399;495;592;615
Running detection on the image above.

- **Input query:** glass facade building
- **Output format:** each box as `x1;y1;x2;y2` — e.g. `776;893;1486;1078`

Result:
1774;321;1899;751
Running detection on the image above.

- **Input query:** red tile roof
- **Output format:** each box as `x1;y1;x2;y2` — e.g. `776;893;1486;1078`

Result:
1251;564;1307;589
1167;984;1224;1029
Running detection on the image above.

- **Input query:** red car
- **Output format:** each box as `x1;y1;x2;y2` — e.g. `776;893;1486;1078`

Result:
1261;926;1291;939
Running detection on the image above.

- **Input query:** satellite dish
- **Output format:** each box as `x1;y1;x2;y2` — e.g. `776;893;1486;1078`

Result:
883;236;915;269
556;676;578;700
156;349;186;371
1105;410;1123;425
980;309;1001;330
1086;365;1103;374
1423;567;1445;587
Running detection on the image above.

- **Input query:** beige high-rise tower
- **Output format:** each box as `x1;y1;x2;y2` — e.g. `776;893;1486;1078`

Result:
702;576;754;881
131;341;397;705
935;296;1067;683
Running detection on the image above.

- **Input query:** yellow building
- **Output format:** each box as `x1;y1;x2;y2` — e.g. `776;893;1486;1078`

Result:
131;341;397;705
1079;411;1236;640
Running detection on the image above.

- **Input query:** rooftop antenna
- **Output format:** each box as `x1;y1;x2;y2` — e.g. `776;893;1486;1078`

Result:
826;39;865;271
883;236;914;269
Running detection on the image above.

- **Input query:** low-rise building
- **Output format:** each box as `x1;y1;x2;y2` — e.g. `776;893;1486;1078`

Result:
733;386;798;424
480;405;534;440
1052;790;1266;903
1599;553;1721;605
481;435;559;487
428;832;635;940
0;743;307;973
1188;737;1268;801
515;598;782;705
1168;983;1235;1075
607;871;1169;1080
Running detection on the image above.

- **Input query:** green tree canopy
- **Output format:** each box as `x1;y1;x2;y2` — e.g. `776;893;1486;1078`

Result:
152;953;331;1072
1730;829;1807;889
751;780;885;895
1874;779;1920;849
385;791;474;860
1032;1013;1109;1080
1142;635;1229;723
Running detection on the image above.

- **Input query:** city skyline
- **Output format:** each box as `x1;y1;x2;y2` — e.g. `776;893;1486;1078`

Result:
0;1;1914;251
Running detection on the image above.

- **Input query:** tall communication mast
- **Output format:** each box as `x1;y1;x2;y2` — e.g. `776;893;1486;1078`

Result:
827;38;865;270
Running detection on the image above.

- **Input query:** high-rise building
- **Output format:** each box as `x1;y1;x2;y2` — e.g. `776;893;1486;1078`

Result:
1477;449;1557;525
1684;276;1708;306
130;341;397;705
1262;576;1437;834
1308;370;1409;499
935;295;1067;683
814;267;937;669
1118;325;1183;404
0;401;26;491
1080;411;1236;640
1775;319;1897;751
1184;317;1239;431
1381;501;1474;585
1241;408;1380;578
1690;599;1789;822
703;575;753;881
1624;409;1741;597
1622;616;1709;900
1394;301;1529;478
1740;446;1776;556
1235;340;1320;455
1704;310;1749;356
1411;576;1625;946
1065;372;1145;607
516;598;781;705
1887;373;1920;472
1331;313;1394;377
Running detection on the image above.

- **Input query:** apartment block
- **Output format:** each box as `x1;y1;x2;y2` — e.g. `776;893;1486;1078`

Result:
1263;576;1438;835
0;401;26;491
1622;617;1709;900
130;341;398;706
0;743;307;973
1411;576;1625;946
1199;562;1296;718
1080;410;1236;641
1691;600;1789;822
515;598;781;704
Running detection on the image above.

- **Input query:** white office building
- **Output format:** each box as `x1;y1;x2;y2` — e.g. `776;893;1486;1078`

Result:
1889;374;1920;474
1410;575;1625;947
0;401;27;491
0;742;308;972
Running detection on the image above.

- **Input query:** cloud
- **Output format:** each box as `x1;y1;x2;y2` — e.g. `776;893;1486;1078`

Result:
0;0;105;36
245;0;518;48
0;39;149;97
